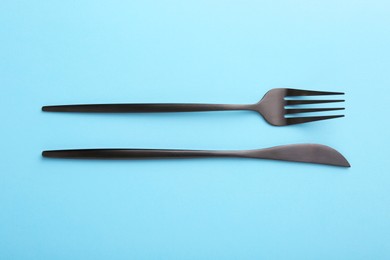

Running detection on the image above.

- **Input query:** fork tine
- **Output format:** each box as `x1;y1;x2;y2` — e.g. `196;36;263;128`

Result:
286;89;344;96
285;108;345;114
286;115;344;125
286;99;344;105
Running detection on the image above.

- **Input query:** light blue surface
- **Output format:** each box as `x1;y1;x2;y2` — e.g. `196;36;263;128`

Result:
1;0;390;258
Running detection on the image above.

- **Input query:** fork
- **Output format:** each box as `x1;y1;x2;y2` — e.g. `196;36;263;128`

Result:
42;88;345;126
42;144;350;167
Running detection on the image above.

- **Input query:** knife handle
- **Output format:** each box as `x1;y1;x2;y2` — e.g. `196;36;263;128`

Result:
42;149;244;159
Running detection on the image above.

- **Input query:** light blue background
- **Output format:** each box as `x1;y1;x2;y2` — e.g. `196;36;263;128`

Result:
1;0;389;258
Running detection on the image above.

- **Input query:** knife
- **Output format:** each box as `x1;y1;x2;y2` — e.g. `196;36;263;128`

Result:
42;144;350;167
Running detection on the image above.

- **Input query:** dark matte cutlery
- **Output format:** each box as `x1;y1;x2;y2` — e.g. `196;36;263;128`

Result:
42;144;350;167
42;88;345;126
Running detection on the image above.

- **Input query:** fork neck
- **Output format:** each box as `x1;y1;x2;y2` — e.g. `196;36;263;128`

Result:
202;103;256;111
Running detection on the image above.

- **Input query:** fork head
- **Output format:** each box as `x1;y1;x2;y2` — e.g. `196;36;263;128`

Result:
254;88;345;126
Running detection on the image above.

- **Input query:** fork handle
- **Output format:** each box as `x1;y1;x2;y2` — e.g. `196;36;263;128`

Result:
42;149;247;159
42;103;254;113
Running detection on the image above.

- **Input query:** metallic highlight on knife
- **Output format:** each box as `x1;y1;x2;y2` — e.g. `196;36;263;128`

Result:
42;144;350;167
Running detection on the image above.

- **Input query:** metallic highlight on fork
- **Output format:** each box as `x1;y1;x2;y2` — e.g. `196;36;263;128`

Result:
42;88;345;126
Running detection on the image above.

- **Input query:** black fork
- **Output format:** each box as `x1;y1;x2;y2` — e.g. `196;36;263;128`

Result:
42;88;345;126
